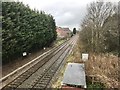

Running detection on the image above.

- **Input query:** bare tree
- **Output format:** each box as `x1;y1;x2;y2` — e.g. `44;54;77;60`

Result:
80;1;117;53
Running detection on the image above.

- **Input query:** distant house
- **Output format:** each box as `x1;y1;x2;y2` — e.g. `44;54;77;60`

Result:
56;27;71;39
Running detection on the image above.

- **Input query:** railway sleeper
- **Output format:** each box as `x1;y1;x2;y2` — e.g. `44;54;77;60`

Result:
49;70;55;73
34;84;46;88
34;87;46;89
7;84;18;88
19;74;29;77
36;85;46;88
13;79;25;83
9;82;20;86
19;76;25;79
40;78;49;82
45;76;51;78
45;73;53;76
38;82;47;84
4;87;16;90
44;75;52;78
14;77;26;83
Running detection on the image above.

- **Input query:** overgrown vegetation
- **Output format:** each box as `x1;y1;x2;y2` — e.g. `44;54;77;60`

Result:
79;2;119;55
87;83;105;90
85;53;119;88
2;2;57;64
79;1;119;88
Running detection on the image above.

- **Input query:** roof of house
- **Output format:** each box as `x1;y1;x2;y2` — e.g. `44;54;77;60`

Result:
62;28;71;31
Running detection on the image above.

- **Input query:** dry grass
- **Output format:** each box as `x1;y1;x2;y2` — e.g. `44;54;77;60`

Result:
85;53;119;88
78;37;119;88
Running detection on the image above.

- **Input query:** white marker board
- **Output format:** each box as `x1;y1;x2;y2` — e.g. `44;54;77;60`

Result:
82;53;89;61
23;52;27;56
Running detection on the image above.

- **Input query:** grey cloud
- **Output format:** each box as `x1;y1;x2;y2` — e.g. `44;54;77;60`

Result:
41;1;87;30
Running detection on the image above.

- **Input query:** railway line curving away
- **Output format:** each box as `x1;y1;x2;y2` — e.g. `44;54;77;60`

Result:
1;35;79;89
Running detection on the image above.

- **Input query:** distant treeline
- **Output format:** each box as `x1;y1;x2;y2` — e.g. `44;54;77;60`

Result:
79;2;119;55
2;2;57;64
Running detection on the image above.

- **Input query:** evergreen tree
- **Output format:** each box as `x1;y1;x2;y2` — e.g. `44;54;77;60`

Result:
73;28;76;34
2;2;57;64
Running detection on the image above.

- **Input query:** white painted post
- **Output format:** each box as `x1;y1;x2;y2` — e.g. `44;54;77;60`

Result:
82;53;89;61
43;47;46;50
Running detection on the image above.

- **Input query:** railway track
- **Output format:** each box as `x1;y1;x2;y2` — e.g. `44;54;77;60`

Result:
32;42;71;89
1;41;66;89
1;35;78;89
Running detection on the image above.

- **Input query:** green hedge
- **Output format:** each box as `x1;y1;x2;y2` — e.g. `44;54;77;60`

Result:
2;2;57;64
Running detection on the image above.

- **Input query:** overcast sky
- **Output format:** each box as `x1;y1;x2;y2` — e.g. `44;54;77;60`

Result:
15;0;119;30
